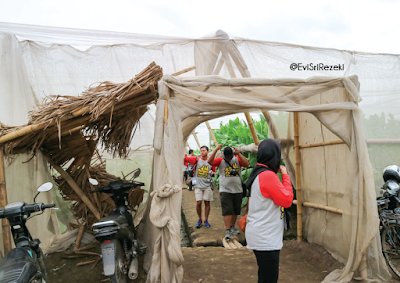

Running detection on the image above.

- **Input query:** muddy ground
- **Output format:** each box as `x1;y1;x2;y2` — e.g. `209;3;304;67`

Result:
46;239;347;283
45;186;400;282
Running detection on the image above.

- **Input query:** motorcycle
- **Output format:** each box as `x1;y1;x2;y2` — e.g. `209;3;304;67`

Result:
0;182;56;283
89;169;146;283
377;165;400;278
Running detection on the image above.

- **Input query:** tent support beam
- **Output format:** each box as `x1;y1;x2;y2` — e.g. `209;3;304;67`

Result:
215;42;260;146
299;140;345;149
172;66;196;77
244;113;260;146
0;148;12;253
205;121;218;147
294;112;303;242
163;88;170;131
44;154;101;221
292;200;343;214
191;131;201;149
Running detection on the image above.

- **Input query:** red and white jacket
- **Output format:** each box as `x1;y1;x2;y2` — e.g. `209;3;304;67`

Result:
245;165;293;251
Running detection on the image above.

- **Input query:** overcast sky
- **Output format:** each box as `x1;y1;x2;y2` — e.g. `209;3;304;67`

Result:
1;0;400;54
1;0;400;149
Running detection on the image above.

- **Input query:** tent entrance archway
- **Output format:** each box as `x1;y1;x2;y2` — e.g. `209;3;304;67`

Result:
144;73;385;282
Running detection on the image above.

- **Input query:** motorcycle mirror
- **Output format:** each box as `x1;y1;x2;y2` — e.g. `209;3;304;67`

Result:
34;182;53;203
37;182;53;192
89;178;99;186
133;169;141;179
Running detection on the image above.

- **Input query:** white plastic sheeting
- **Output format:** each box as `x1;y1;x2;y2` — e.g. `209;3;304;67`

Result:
0;21;399;282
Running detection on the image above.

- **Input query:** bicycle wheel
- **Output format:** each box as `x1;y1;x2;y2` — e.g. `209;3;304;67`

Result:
109;241;128;283
381;222;400;278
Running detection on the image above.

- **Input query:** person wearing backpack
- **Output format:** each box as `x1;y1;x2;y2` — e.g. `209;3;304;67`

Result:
208;144;249;239
245;139;293;283
184;146;216;228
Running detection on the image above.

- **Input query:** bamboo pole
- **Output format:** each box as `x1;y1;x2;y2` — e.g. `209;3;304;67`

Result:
0;148;12;253
172;66;196;77
297;139;400;150
216;43;260;147
366;139;400;145
299;140;345;149
261;111;280;140
74;225;85;251
163;88;170;131
205;121;218;146
44;155;101;220
85;167;102;218
191;130;201;149
294;112;303;242
244;113;260;146
292;200;343;215
0;89;154;146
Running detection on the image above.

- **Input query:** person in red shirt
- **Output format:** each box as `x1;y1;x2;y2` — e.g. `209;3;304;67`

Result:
208;144;249;239
184;146;216;228
245;139;293;283
187;149;195;191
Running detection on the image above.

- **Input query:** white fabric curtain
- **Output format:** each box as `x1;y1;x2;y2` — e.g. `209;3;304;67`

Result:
145;75;390;282
0;33;56;258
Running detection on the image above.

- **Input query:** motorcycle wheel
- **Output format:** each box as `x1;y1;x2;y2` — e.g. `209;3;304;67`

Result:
109;241;128;283
381;222;400;278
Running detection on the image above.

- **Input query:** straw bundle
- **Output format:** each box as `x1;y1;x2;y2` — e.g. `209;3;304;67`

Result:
0;62;159;228
0;62;162;160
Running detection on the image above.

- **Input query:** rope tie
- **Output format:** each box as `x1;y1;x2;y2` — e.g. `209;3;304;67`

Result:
150;183;181;199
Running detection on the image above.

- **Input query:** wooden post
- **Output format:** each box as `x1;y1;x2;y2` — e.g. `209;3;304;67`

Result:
86;167;102;218
191;130;201;149
216;43;260;147
172;66;196;77
205;121;218;146
244;113;260;146
294;112;303;242
261;111;280;140
44;155;101;221
0;148;12;253
163;88;170;131
74;224;85;252
292;200;343;215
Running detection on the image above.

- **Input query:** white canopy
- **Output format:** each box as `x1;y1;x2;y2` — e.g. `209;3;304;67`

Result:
0;22;399;282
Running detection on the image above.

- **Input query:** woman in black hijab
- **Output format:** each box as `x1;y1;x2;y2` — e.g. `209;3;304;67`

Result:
245;139;294;283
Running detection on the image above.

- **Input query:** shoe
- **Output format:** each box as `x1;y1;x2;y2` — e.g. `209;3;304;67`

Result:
204;220;211;228
196;219;202;228
230;226;240;235
225;229;232;239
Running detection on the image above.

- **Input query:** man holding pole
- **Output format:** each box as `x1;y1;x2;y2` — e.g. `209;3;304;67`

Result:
208;144;249;239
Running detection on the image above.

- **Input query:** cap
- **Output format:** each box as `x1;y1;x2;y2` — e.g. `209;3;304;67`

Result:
223;147;233;159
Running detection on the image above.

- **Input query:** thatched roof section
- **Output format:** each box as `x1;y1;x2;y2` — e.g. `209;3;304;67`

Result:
0;62;162;163
0;62;162;227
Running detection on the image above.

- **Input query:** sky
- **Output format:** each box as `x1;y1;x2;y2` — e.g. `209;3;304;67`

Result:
1;0;400;54
1;0;400;149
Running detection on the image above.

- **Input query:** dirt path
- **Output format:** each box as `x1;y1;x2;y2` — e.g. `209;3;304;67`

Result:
181;185;246;246
45;239;347;283
45;185;400;282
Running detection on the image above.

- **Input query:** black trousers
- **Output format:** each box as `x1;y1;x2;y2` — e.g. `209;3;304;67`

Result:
253;250;280;283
